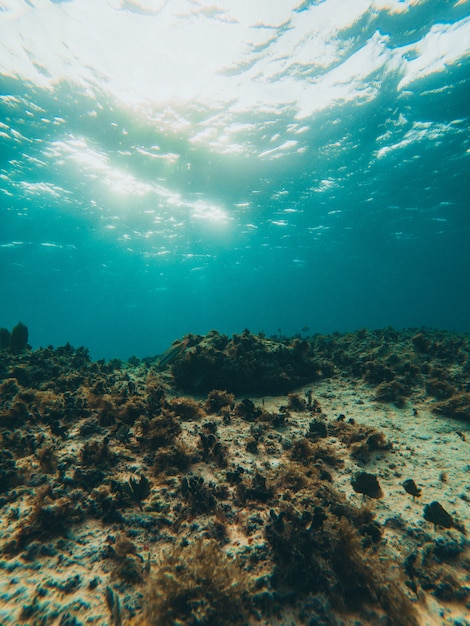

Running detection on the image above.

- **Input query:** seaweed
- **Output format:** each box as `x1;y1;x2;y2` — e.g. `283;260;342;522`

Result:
171;330;320;394
122;474;151;510
433;393;470;421
169;397;205;421
138;539;250;626
108;534;145;583
204;389;235;413
0;448;19;493
198;426;228;468
4;484;83;554
154;441;194;475
80;437;116;468
265;501;417;625
136;412;181;449
287;393;307;411
181;474;218;514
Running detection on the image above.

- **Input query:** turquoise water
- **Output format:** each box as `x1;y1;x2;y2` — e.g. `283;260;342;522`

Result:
1;0;469;360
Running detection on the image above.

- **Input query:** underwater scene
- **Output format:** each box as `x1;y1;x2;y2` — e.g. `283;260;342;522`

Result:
1;1;470;625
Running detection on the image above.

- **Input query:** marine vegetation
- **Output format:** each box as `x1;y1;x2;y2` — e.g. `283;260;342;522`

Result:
264;486;417;626
135;539;250;626
168;329;323;394
0;327;469;625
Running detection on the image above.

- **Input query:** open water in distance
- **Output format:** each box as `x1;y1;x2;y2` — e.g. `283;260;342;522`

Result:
1;0;469;359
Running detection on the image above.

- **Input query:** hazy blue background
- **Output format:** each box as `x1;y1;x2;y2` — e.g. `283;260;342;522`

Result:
1;0;469;359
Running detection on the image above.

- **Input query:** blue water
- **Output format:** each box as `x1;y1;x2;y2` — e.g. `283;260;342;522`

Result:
1;0;469;360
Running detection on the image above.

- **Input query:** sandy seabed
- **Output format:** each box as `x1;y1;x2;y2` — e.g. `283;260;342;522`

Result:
0;328;469;626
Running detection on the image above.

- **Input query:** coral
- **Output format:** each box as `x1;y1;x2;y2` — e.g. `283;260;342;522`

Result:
138;539;250;626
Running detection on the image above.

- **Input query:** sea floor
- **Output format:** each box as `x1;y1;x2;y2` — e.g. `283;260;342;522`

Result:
0;328;469;626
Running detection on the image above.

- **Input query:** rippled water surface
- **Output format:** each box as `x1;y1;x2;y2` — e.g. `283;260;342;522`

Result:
1;0;469;358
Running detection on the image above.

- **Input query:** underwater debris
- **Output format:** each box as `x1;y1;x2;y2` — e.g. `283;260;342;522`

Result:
351;471;383;499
